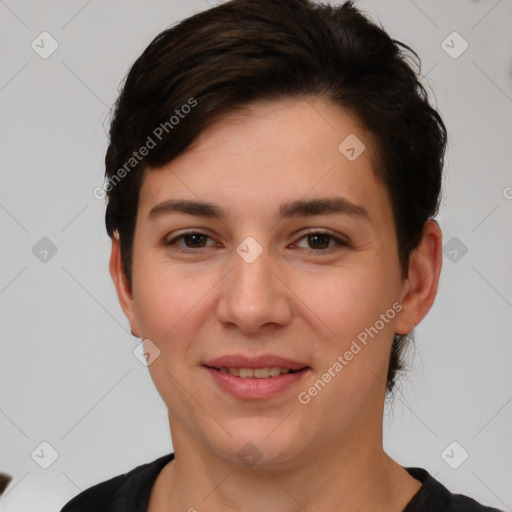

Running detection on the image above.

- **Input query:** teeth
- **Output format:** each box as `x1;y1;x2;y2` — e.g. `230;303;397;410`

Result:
239;368;253;378
219;367;294;378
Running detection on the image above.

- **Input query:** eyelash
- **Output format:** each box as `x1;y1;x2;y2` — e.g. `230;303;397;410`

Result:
164;230;349;255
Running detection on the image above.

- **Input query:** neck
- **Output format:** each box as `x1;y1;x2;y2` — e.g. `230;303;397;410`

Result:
150;428;422;512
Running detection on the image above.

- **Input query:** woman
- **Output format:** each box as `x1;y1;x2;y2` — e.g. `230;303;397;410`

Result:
62;0;503;510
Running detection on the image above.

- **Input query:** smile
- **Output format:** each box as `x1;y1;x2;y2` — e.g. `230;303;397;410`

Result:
215;367;298;378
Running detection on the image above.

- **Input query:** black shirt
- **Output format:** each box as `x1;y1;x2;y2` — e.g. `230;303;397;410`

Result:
60;453;503;512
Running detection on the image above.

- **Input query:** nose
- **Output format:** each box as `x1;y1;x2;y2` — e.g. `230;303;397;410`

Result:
216;243;293;333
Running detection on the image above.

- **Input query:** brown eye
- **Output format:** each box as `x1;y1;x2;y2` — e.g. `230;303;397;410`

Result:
165;231;214;251
306;233;331;249
295;231;349;253
181;233;208;248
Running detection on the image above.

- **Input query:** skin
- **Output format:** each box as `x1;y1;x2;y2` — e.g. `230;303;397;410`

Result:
110;98;442;512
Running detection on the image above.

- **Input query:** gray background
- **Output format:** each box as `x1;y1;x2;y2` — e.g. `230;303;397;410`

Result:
0;0;511;510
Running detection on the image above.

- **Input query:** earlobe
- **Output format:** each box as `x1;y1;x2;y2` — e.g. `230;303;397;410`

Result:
394;220;442;335
109;235;141;338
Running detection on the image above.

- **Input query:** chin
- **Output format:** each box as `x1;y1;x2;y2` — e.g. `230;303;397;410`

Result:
210;419;305;470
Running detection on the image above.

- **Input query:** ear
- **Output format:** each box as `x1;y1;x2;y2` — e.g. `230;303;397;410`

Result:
394;220;442;335
109;234;141;338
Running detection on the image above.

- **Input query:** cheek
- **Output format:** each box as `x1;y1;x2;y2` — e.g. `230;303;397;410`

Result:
296;268;397;419
131;266;193;355
297;264;397;347
130;266;208;414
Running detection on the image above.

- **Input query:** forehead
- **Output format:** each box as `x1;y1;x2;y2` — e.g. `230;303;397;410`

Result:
138;98;391;225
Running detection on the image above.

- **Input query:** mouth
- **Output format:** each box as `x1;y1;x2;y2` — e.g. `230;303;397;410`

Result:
203;354;310;376
205;366;308;378
202;354;311;399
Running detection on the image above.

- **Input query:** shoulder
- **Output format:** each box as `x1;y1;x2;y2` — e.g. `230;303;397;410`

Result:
60;453;174;512
404;467;504;512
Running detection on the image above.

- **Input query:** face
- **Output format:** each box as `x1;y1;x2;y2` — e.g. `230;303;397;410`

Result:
115;99;419;469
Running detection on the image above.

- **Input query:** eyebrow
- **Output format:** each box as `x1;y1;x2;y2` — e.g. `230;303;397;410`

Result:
148;197;369;222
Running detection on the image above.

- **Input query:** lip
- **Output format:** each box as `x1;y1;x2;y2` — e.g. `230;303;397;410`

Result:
203;354;309;371
203;354;311;400
204;366;310;399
